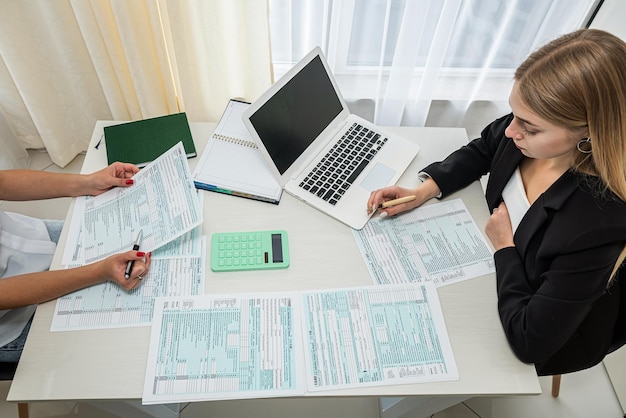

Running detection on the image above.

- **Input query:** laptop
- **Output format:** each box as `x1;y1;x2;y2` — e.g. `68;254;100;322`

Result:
242;47;420;230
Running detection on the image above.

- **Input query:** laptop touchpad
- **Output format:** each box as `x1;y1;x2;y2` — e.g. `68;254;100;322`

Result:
359;162;396;191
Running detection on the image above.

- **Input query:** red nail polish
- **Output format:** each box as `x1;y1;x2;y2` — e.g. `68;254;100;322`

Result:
125;179;134;185
137;251;146;257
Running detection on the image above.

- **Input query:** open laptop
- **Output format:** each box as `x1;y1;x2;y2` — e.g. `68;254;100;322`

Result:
242;47;420;230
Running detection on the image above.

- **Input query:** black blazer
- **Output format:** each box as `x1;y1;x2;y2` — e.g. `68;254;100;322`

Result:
423;114;626;375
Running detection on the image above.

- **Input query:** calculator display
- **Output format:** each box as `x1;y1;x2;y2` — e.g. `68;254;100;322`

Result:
272;233;283;263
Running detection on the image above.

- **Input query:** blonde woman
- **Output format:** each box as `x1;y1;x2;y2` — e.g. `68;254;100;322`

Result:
368;29;626;376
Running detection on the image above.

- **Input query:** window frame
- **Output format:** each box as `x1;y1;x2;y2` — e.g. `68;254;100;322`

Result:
270;0;602;102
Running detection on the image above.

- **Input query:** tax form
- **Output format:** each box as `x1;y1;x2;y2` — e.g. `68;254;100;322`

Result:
62;142;203;265
52;142;206;331
302;283;456;391
353;199;495;286
51;235;206;331
143;292;305;404
142;283;456;404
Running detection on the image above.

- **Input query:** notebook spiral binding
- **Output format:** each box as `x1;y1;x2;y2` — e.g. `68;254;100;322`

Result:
213;134;258;149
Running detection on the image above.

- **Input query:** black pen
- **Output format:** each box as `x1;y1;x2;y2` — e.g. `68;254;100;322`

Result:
94;134;103;149
124;229;143;279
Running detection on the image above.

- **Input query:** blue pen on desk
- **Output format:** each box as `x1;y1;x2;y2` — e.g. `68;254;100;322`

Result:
124;229;143;279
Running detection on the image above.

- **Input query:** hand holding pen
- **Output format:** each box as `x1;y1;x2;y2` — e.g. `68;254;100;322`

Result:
125;229;144;279
378;195;416;209
367;181;442;218
87;240;151;292
371;195;416;218
367;186;419;216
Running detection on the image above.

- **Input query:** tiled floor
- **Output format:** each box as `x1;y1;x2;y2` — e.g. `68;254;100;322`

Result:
1;150;624;418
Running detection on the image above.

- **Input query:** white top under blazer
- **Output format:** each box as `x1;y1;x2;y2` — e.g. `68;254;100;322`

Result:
501;167;531;234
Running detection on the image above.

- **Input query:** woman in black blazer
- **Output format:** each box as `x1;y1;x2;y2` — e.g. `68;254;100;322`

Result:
368;29;626;376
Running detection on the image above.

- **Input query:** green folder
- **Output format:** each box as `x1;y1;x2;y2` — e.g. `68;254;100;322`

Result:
104;112;197;168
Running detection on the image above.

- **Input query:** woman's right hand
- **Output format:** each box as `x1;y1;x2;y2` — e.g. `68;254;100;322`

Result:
94;250;152;291
367;186;419;217
367;178;441;218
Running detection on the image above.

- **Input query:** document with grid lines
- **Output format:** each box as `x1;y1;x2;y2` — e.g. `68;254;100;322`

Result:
142;283;457;404
353;199;495;287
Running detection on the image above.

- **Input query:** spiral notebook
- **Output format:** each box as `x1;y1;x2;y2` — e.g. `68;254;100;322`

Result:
192;99;282;204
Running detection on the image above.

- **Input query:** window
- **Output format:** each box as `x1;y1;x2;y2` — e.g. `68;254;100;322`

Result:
269;0;600;126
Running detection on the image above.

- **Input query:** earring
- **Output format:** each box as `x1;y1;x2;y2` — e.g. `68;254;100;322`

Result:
577;137;592;154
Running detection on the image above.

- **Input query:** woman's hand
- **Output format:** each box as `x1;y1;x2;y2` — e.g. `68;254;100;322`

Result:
485;202;515;251
85;162;140;196
367;177;441;218
94;250;152;291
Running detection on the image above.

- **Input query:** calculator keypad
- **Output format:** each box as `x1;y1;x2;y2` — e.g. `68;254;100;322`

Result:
216;233;264;268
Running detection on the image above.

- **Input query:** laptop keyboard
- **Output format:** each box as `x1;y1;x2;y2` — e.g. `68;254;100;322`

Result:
298;123;388;205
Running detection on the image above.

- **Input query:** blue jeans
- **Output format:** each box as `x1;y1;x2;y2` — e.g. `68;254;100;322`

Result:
0;219;64;363
0;317;32;362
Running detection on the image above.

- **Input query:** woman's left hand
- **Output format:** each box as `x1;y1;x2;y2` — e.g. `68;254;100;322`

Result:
86;162;140;196
485;202;515;251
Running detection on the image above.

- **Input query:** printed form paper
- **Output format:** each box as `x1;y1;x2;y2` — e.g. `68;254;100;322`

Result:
143;293;305;404
353;199;495;286
51;236;206;331
142;283;456;404
52;143;206;331
151;224;204;259
62;142;203;265
302;283;457;391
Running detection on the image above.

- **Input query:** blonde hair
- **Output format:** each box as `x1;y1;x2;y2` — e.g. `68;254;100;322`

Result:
515;29;626;201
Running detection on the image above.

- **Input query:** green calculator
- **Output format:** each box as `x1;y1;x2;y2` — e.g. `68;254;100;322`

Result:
210;230;290;272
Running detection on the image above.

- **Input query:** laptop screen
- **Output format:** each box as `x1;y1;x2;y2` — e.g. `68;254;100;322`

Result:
248;55;343;175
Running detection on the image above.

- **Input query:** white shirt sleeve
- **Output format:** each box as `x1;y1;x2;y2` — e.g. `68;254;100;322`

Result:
417;171;443;198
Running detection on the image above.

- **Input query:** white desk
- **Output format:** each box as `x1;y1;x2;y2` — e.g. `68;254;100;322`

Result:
8;122;541;417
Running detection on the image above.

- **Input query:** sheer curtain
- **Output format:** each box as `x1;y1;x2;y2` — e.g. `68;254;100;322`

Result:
269;0;599;130
0;0;272;168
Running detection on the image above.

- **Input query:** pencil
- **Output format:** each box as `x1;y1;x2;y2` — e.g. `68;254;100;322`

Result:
378;195;416;209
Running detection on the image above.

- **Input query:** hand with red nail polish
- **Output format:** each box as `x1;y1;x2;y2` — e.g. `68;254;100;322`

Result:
84;162;140;196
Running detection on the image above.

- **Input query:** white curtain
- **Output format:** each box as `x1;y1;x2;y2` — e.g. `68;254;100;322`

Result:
0;0;272;168
0;110;29;170
269;0;598;129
